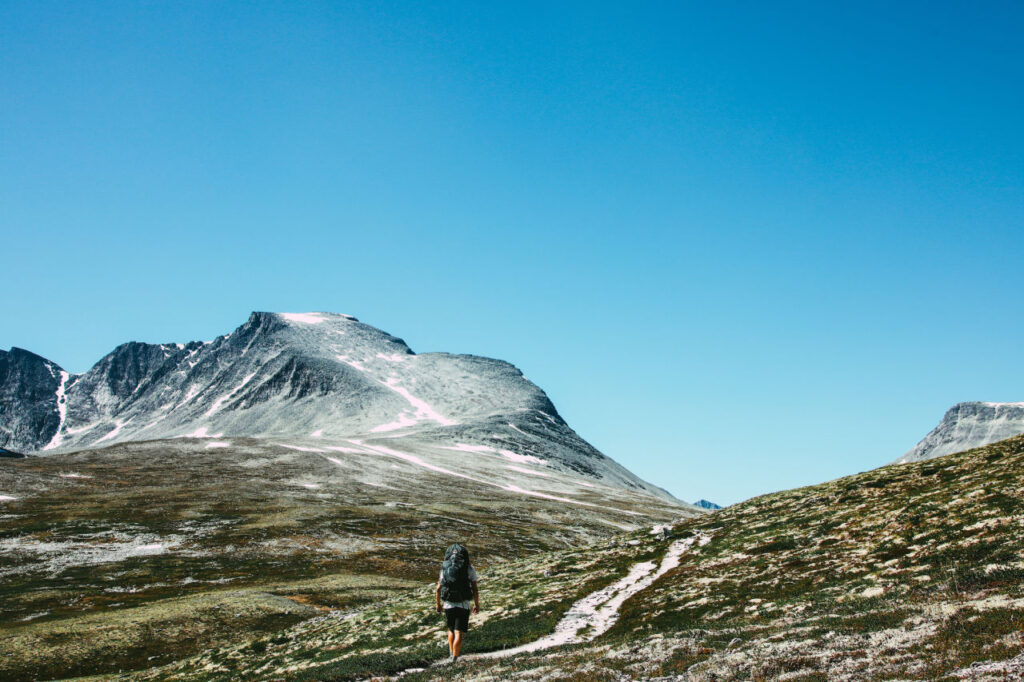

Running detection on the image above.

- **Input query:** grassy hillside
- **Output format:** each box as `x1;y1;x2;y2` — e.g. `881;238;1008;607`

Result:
0;438;688;680
113;434;1024;681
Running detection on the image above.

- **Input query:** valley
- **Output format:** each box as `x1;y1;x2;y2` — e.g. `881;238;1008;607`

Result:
2;312;1022;681
0;436;689;680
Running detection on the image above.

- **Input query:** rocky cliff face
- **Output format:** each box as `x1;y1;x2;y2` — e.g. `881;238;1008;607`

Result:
0;348;66;451
1;312;678;501
895;401;1024;463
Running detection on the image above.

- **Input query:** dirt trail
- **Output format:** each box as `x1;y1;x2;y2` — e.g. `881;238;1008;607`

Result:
392;531;710;678
469;531;711;660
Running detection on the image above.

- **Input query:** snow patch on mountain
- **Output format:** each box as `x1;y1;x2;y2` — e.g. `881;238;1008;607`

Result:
280;313;327;324
350;439;483;484
41;370;70;451
324;446;363;454
371;413;418;433
182;427;222;439
96;420;128;443
502;483;594;507
377;353;406;363
508;422;531;437
506;465;550;477
204;372;256;417
500;449;547;465
442;444;496;453
277;444;325;453
336;355;367;372
379;377;456;427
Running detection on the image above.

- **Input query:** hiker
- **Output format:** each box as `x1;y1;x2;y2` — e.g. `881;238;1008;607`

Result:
435;543;480;662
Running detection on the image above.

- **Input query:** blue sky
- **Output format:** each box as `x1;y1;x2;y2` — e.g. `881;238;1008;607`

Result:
3;2;1022;505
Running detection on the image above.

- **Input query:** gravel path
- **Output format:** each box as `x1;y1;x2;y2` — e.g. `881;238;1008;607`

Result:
470;532;711;659
391;532;711;679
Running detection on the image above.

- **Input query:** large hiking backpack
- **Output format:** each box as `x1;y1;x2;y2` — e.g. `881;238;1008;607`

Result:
440;543;472;603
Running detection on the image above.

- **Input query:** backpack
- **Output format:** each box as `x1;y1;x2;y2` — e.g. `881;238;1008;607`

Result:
440;543;472;603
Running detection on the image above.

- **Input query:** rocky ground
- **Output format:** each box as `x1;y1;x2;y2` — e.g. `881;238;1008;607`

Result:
0;437;689;680
61;434;1024;682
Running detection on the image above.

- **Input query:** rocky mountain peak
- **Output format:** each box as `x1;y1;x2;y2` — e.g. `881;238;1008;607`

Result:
1;347;64;451
896;400;1024;464
0;312;678;501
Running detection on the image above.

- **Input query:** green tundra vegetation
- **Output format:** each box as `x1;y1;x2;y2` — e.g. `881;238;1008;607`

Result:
0;438;684;680
4;435;1024;680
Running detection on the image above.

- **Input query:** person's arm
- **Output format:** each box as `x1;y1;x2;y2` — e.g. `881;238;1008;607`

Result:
471;580;480;614
435;581;443;613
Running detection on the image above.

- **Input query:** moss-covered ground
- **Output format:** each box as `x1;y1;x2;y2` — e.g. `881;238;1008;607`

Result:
115;434;1024;682
6;435;1024;680
0;438;687;680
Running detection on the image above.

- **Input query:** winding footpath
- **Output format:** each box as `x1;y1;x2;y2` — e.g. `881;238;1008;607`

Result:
392;530;713;679
469;531;711;660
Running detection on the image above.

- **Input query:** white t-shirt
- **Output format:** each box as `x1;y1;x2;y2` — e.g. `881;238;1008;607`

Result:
439;565;479;610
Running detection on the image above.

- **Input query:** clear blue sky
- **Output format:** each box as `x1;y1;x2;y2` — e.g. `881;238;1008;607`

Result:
3;2;1023;505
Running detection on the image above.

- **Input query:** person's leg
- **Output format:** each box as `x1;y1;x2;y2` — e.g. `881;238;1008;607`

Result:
444;608;456;657
453;630;464;657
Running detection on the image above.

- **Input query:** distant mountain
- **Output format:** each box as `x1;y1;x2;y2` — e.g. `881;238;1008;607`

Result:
895;401;1024;464
0;348;65;453
693;498;722;510
0;311;681;502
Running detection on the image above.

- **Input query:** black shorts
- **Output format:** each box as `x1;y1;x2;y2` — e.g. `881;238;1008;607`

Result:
445;607;470;632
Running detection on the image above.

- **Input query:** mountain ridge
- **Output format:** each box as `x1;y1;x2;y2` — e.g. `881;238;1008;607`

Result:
896;400;1024;464
1;311;680;502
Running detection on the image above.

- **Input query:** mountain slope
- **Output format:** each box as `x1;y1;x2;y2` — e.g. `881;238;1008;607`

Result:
897;401;1024;463
1;311;675;500
0;312;704;680
0;435;692;680
0;348;65;452
115;434;1024;682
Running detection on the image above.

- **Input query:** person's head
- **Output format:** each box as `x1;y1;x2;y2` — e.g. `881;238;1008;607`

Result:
446;543;470;563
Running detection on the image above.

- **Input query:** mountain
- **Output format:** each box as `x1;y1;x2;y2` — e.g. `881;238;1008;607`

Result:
895;401;1024;464
0;311;678;501
0;348;65;452
693;498;722;510
0;312;700;679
